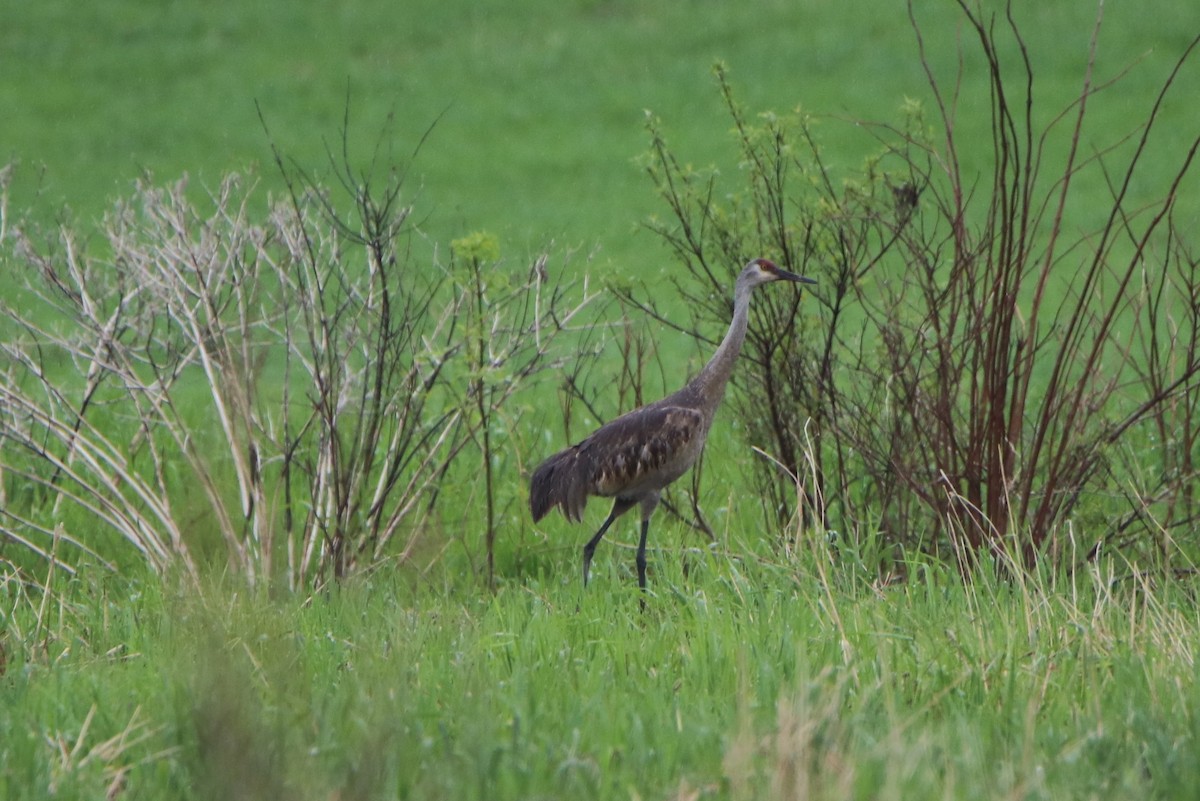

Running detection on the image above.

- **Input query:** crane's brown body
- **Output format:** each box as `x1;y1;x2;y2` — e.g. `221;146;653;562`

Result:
531;400;704;522
529;258;815;590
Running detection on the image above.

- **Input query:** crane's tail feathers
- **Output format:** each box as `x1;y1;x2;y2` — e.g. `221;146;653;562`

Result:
529;448;589;523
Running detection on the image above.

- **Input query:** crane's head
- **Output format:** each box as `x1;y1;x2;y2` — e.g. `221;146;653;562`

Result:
740;258;817;289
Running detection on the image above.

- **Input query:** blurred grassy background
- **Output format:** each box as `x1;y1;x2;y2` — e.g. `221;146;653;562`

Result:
3;0;1196;273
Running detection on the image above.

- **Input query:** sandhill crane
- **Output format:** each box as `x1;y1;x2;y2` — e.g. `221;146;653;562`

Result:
529;258;816;591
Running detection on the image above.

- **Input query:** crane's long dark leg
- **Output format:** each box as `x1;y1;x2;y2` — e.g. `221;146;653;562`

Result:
635;516;651;590
636;493;661;592
583;498;634;586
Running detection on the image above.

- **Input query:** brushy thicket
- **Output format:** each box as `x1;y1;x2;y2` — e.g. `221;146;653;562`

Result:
2;2;1199;590
634;3;1200;575
0;142;600;592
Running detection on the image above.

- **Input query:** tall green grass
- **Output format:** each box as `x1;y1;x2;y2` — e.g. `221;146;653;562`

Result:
3;548;1198;799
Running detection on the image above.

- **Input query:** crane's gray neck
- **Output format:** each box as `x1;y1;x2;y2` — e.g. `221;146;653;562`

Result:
687;280;753;415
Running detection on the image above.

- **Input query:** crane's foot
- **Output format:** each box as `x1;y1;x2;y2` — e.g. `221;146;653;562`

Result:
582;543;596;587
636;562;649;613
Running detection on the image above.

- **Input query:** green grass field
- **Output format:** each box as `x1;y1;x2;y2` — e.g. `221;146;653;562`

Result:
6;552;1199;799
4;1;1200;798
4;1;1196;269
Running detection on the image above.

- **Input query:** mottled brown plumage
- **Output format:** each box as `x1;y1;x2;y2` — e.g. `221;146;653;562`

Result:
529;258;816;591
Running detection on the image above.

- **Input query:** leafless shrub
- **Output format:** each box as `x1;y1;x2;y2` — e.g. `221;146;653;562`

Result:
0;139;596;589
638;3;1200;573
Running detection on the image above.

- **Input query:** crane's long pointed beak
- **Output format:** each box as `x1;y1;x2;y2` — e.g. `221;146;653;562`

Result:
778;268;817;285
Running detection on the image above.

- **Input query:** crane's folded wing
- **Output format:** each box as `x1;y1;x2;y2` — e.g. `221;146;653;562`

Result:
583;405;705;497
